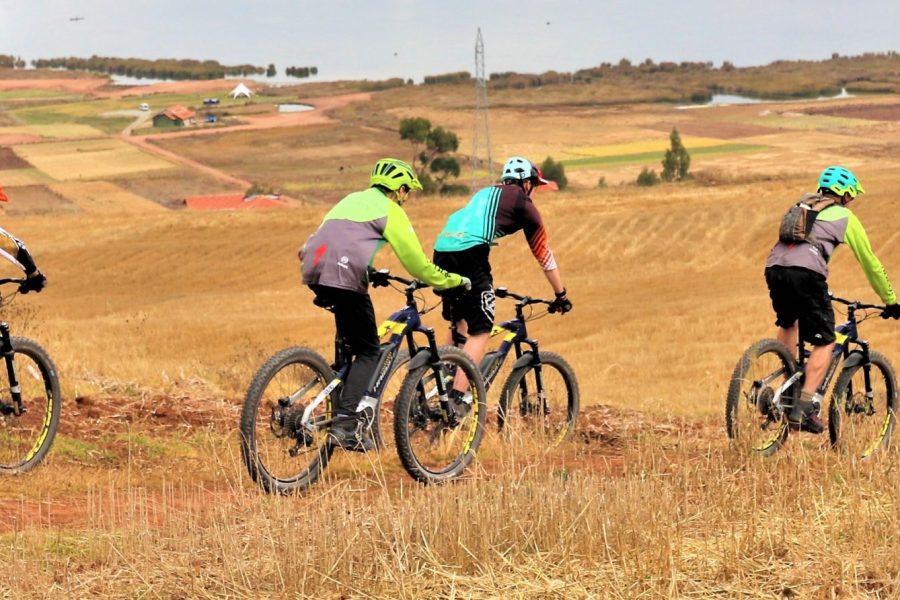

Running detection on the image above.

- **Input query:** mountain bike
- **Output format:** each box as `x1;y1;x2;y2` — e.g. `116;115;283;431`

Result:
726;294;897;458
240;271;486;494
480;287;579;445
0;277;61;473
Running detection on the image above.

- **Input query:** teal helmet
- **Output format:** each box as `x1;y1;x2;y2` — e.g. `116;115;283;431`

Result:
818;166;865;199
370;158;422;191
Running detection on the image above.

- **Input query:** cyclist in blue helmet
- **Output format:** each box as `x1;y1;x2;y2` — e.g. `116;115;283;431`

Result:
765;166;900;433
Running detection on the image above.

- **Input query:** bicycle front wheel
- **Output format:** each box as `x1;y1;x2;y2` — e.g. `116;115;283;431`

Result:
828;351;897;459
393;346;486;484
0;337;61;473
725;339;797;457
239;347;336;495
498;351;579;446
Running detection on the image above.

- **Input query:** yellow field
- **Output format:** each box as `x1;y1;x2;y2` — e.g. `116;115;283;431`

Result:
12;138;174;180
5;80;900;597
0;123;106;139
0;168;48;186
49;181;167;214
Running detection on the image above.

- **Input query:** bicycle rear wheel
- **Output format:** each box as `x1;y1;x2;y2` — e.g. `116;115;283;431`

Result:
498;351;579;446
0;337;61;473
393;346;486;484
828;351;897;459
725;339;797;456
240;347;336;494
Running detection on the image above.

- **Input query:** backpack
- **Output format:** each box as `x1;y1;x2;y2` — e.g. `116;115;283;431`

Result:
778;193;837;245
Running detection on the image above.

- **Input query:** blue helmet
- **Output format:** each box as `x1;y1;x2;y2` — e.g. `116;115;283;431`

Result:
818;166;864;199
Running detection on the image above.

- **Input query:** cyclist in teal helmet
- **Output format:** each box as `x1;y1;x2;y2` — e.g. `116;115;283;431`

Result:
765;166;900;433
300;158;469;451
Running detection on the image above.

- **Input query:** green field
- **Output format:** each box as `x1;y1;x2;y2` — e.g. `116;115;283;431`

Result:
562;143;769;168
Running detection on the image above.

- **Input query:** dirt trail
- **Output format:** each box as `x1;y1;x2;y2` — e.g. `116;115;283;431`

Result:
0;403;717;533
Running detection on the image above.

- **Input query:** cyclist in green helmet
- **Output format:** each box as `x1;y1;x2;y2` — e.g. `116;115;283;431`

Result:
765;166;900;434
299;158;470;451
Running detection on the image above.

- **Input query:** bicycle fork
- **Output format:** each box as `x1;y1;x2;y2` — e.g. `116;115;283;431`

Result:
0;323;23;416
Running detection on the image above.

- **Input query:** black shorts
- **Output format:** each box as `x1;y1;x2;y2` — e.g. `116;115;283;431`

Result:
764;266;835;346
433;246;495;335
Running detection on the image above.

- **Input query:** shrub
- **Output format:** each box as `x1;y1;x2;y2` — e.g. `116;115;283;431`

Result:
637;167;659;186
540;157;568;190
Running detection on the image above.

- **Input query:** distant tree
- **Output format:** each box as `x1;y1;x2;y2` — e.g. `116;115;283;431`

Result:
597;176;607;189
637;167;660;186
540;156;568;190
661;128;691;182
266;63;276;77
720;60;735;72
398;117;463;195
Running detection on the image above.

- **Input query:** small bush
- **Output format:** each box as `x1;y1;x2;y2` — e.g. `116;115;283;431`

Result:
540;157;568;190
597;176;607;189
636;167;659;186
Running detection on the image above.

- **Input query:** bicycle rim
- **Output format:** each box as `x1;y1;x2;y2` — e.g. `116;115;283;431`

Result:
498;352;579;447
726;340;795;456
0;339;60;472
241;348;335;494
829;352;897;459
395;347;485;483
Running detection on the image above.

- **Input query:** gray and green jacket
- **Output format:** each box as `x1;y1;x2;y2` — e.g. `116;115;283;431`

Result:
300;188;462;293
766;195;896;304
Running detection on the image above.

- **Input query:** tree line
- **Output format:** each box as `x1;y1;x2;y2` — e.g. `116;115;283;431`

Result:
0;55;26;69
285;66;319;79
29;56;267;80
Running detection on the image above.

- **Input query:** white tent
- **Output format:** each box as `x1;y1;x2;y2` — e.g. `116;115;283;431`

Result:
229;82;253;99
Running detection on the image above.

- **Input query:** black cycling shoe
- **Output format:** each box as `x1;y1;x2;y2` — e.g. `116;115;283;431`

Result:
788;399;824;435
329;415;376;452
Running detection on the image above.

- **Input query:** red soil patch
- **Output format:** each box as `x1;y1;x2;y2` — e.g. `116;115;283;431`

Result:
0;78;109;94
0;147;31;169
644;119;777;139
803;102;900;121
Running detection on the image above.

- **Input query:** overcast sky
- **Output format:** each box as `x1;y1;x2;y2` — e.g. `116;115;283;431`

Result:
2;1;899;82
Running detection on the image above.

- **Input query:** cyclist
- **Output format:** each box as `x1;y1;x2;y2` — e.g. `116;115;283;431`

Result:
765;166;900;433
299;158;469;451
0;186;47;294
432;157;572;413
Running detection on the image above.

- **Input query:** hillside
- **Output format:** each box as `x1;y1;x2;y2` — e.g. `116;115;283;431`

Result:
2;72;900;597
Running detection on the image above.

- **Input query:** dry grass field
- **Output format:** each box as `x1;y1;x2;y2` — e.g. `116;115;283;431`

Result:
3;75;900;597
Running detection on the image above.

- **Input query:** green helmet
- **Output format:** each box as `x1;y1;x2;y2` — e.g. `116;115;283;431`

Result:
369;158;422;192
817;166;865;199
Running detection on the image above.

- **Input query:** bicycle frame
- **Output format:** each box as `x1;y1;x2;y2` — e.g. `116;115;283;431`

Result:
481;296;543;388
297;275;447;433
772;296;878;410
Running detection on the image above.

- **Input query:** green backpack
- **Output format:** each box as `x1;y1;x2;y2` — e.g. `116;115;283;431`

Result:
778;193;837;245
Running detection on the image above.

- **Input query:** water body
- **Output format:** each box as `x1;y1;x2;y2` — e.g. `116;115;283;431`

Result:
277;103;314;113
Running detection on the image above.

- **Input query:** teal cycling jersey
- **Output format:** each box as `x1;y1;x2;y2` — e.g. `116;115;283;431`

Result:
434;184;557;271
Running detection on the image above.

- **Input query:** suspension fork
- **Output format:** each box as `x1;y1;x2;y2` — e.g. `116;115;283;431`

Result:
0;323;22;415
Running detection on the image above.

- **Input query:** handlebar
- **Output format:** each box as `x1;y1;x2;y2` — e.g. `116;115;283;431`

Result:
829;293;885;312
369;268;429;291
495;287;553;307
0;278;25;286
